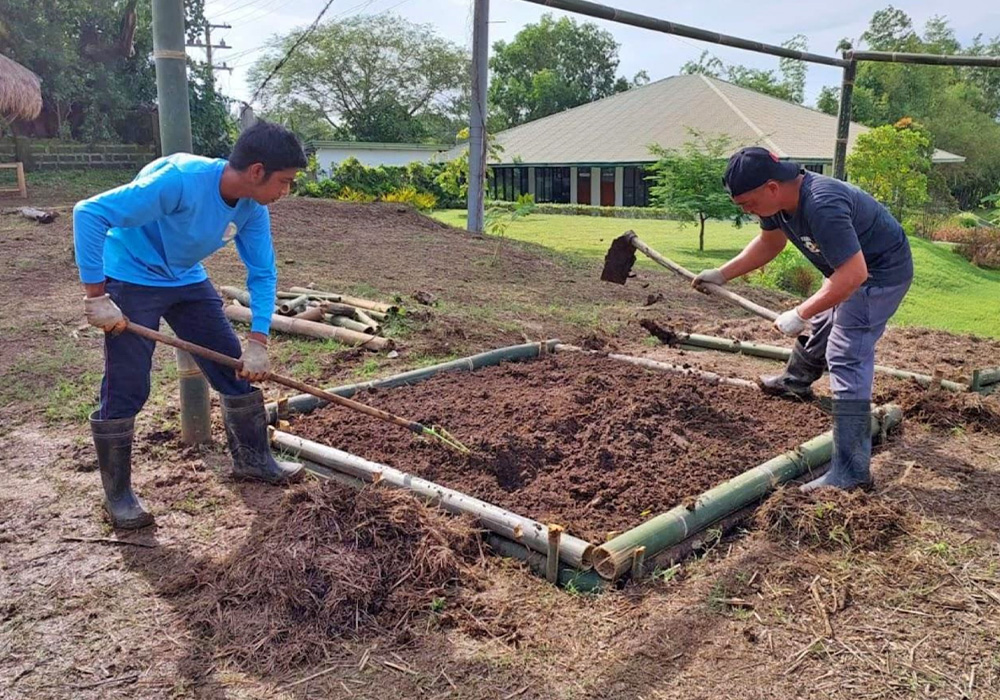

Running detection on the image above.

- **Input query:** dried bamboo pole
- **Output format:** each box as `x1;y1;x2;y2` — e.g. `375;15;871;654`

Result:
278;295;309;315
219;286;252;307
554;344;757;389
270;429;594;569
293;306;326;322
224;304;392;350
288;286;397;314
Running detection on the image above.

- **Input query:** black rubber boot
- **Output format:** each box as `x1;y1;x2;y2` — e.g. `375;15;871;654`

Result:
802;399;874;492
90;411;155;530
221;389;304;484
759;338;826;401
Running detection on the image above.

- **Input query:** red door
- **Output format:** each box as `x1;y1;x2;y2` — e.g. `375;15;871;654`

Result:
600;167;615;206
577;169;591;205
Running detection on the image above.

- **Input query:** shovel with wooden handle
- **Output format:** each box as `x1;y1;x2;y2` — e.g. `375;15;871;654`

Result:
601;230;779;322
124;321;471;455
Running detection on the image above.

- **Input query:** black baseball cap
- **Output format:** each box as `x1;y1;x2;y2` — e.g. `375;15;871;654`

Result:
723;147;802;197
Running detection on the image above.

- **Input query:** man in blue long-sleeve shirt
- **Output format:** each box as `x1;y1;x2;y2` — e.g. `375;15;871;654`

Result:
74;121;308;529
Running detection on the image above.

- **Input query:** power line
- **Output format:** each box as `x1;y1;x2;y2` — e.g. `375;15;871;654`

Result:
246;0;338;107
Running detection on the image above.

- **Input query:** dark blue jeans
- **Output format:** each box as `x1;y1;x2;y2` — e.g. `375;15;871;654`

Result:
99;278;252;419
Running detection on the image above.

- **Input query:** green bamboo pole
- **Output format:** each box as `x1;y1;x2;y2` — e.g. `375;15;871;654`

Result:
270;340;561;419
485;534;606;592
270;428;594;569
329;315;376;334
679;333;969;392
590;404;903;580
973;367;1000;389
278;294;309;315
288;286;397;314
219;285;252;306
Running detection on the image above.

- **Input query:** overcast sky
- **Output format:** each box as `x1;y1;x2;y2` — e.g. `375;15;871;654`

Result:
200;0;1000;110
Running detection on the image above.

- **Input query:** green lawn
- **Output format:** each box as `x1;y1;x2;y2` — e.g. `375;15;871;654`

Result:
432;210;1000;339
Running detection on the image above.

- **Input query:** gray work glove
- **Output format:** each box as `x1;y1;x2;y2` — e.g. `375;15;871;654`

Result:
238;338;270;381
774;307;809;337
691;268;728;294
84;294;127;334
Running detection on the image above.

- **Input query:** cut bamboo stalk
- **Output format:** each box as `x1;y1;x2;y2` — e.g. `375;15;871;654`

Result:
554;344;757;389
224;304;392;350
631;546;646;580
485;534;605;592
679;333;969;392
279;295;309;315
361;308;388;322
354;308;378;329
219;286;252;307
268;340;561;420
288;286;397;314
293;306;326;322
547;524;564;584
590;404;904;580
320;301;362;318
973;367;1000;389
269;429;594;569
329;315;377;334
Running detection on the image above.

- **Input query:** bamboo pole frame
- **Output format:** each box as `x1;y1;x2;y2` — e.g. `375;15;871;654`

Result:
270;428;595;569
590;404;903;580
675;332;972;393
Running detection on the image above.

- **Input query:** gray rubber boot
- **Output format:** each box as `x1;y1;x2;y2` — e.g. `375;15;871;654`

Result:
221;389;304;484
90;411;155;529
759;338;826;401
802;399;874;492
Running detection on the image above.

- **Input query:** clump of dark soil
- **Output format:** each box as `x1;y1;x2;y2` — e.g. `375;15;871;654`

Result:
880;387;1000;433
182;482;482;675
290;354;830;541
755;486;908;551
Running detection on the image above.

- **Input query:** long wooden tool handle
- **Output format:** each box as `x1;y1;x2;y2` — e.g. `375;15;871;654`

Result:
625;231;780;323
124;321;424;434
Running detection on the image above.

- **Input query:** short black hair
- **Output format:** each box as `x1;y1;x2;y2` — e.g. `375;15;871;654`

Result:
229;120;307;175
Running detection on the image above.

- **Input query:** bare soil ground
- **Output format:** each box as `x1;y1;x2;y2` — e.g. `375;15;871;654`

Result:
3;184;1000;699
291;353;829;541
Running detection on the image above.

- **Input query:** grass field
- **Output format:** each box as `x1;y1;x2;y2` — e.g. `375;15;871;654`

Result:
433;210;1000;339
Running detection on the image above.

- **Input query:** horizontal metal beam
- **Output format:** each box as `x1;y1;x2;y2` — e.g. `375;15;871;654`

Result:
845;50;1000;68
519;0;847;67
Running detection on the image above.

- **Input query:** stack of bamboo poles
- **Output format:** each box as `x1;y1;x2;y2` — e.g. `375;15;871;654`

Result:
219;285;399;351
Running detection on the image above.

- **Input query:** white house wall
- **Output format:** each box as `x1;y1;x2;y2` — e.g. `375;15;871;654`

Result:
315;147;447;172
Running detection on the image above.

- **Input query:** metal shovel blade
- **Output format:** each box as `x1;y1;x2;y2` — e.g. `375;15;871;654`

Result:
600;232;638;284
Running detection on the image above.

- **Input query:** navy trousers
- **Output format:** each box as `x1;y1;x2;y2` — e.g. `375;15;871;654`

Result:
99;278;252;419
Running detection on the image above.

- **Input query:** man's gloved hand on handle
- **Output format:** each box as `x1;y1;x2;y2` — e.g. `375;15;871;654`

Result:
691;268;728;294
84;293;127;334
775;306;809;337
239;336;271;381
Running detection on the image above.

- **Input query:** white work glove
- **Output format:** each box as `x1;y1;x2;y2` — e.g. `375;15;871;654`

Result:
691;268;728;294
84;294;127;334
774;307;809;337
239;338;270;381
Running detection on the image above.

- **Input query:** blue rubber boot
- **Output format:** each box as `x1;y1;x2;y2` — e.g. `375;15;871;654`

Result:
802;399;874;492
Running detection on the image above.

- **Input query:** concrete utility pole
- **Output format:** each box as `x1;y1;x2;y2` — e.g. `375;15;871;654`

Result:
466;0;489;234
187;22;234;82
152;0;213;445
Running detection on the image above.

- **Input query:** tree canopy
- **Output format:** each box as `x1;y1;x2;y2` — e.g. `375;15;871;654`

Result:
250;14;469;144
488;14;648;129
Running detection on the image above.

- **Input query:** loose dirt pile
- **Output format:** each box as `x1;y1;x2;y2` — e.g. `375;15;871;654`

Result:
755;487;909;551
878;386;1000;433
177;482;482;676
290;354;830;541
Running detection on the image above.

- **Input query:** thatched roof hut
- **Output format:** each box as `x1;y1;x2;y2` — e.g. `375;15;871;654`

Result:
0;53;43;122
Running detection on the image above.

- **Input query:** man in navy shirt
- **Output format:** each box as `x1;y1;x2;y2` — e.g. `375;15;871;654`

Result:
74;121;308;529
692;147;913;491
